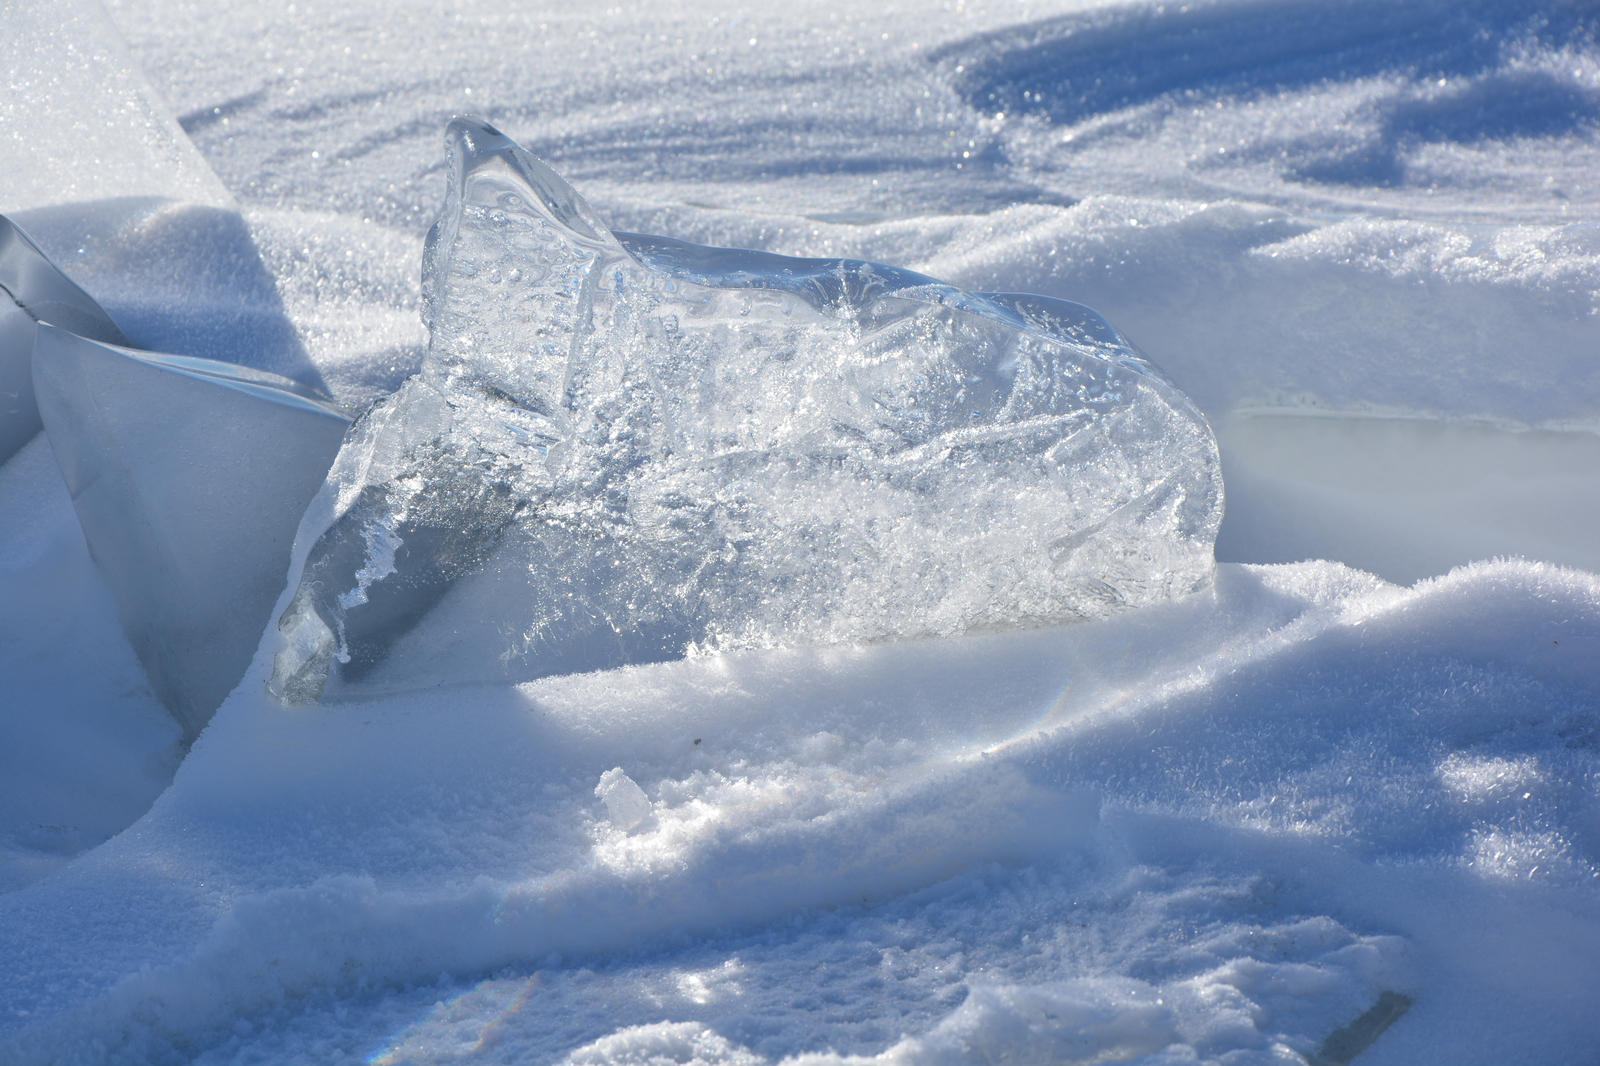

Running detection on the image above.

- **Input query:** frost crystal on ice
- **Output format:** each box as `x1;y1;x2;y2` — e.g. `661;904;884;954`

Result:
270;117;1220;701
33;326;351;737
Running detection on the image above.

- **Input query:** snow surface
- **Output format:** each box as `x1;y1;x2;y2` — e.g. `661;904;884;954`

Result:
2;0;1599;1063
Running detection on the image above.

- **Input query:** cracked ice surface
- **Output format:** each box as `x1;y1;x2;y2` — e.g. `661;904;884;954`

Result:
271;118;1221;700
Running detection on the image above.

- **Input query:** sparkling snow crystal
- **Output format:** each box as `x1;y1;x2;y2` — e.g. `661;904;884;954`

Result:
1;213;133;464
270;117;1220;701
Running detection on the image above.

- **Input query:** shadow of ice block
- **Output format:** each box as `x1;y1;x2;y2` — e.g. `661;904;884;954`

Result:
269;117;1222;703
1;214;132;465
33;325;351;738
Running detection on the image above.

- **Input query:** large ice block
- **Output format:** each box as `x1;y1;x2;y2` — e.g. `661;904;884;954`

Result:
33;325;351;737
1;214;132;464
270;117;1222;701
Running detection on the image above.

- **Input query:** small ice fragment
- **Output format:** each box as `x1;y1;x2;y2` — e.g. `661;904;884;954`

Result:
271;117;1221;699
595;768;652;830
0;213;132;464
32;325;351;737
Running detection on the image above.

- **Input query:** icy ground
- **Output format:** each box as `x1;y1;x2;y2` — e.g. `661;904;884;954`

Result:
3;0;1599;1063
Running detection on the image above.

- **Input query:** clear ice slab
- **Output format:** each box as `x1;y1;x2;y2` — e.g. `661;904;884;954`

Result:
1;213;132;464
270;117;1222;701
33;325;351;737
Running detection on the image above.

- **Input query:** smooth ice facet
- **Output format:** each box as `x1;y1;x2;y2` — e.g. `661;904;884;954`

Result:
1;214;132;464
271;117;1221;700
0;301;40;465
33;325;351;737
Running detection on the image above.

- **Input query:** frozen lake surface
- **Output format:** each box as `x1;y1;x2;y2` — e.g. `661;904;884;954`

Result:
2;1;1598;1063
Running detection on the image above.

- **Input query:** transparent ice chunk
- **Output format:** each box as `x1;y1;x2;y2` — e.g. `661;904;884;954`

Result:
595;769;652;831
270;117;1221;701
1;213;132;464
32;325;351;737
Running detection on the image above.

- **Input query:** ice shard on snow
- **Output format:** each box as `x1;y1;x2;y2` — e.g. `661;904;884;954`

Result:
33;325;351;737
270;117;1222;702
0;213;133;464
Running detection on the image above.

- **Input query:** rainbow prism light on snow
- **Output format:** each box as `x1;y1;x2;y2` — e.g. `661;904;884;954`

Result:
268;117;1223;702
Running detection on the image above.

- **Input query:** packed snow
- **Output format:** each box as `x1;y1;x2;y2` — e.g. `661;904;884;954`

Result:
2;1;1598;1064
